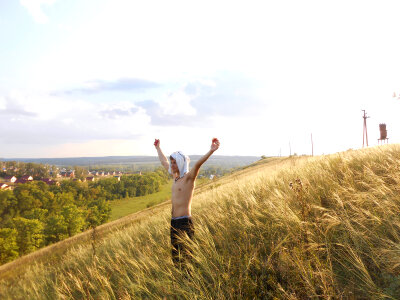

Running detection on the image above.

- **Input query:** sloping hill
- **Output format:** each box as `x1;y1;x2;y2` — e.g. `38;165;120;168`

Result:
1;147;400;299
0;156;293;282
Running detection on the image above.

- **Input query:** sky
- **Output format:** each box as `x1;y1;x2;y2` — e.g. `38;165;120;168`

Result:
1;0;400;158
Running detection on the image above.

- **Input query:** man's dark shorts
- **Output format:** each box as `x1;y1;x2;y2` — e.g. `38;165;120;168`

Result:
170;216;194;266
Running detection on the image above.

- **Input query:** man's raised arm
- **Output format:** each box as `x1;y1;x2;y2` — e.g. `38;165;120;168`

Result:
189;138;220;180
154;139;169;172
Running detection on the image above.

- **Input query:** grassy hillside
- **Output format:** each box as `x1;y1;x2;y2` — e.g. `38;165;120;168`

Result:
109;181;173;221
1;146;400;299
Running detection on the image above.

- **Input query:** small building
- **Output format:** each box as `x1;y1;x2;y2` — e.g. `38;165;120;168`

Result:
61;171;74;178
0;183;11;190
4;176;17;183
114;176;121;181
86;177;95;182
21;175;33;181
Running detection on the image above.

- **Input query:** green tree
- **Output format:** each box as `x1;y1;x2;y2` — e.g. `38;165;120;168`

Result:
33;163;50;179
73;165;86;180
44;214;68;244
61;204;85;237
86;199;111;228
0;190;18;227
53;192;75;211
22;208;48;222
0;228;19;264
13;217;44;255
126;186;136;197
50;165;58;178
13;182;52;214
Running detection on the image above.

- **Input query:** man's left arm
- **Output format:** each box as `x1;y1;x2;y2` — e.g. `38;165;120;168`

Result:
188;138;220;180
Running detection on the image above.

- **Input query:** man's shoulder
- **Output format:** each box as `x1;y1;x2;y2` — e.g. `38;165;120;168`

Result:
184;170;196;182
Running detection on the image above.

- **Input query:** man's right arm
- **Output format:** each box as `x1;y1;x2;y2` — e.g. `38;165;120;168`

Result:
154;139;169;172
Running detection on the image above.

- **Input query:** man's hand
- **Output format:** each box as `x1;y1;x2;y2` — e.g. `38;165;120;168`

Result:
154;139;160;148
211;138;220;152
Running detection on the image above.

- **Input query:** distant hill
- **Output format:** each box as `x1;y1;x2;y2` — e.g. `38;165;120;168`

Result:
0;155;260;168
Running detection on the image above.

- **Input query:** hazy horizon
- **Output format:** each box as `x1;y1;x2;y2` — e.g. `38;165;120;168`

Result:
0;154;260;159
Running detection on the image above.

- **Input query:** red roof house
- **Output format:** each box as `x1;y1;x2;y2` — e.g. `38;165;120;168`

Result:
4;176;17;183
0;183;11;190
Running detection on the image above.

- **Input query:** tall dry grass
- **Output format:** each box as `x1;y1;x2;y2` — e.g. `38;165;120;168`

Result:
1;146;400;299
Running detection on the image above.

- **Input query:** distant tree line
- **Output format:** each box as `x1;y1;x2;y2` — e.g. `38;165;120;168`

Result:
0;168;169;265
1;159;245;180
86;164;159;173
91;169;168;199
0;161;54;179
198;166;233;177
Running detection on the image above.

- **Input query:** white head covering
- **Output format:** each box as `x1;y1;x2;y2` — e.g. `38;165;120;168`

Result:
169;151;190;178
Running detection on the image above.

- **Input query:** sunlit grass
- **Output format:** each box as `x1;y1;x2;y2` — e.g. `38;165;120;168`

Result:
1;146;400;299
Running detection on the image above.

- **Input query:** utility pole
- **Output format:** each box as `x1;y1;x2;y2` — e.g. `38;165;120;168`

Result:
362;110;370;148
289;142;292;156
311;133;314;156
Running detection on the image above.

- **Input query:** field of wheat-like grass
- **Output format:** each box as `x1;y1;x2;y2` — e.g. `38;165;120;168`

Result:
1;146;400;299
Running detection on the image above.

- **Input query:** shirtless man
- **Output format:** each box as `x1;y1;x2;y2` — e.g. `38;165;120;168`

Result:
154;138;220;267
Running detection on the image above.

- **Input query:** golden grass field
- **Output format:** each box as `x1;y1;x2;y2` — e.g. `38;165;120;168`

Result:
1;145;400;299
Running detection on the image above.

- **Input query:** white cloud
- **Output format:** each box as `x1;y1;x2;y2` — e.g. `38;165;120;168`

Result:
57;23;73;32
0;96;6;110
20;0;56;24
0;90;152;148
160;90;197;116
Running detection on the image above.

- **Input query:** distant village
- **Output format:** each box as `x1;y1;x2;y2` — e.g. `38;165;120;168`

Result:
0;165;143;191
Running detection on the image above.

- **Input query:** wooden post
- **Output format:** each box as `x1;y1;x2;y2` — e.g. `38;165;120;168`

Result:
311;133;314;156
362;110;370;148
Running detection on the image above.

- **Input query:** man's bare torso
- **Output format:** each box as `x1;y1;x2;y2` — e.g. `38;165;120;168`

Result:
171;174;195;218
